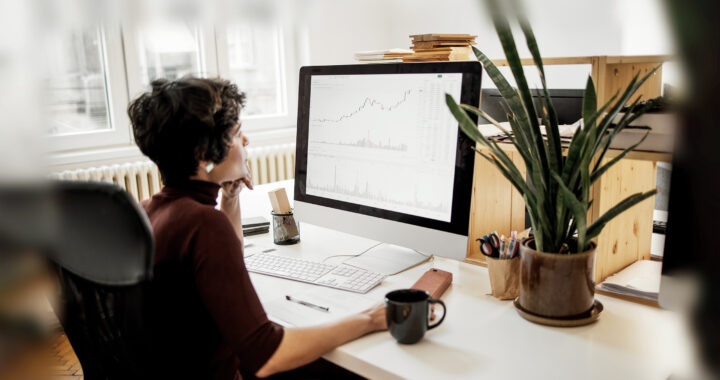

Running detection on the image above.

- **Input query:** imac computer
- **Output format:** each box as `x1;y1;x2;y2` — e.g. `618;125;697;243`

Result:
293;62;482;272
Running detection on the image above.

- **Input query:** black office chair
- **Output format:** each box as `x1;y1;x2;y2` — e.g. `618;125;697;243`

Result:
48;181;154;380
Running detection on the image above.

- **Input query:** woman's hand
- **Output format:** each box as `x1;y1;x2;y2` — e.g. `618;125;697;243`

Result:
361;303;388;332
221;163;253;198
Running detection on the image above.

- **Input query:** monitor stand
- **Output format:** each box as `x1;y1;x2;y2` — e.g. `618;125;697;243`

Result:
343;243;431;275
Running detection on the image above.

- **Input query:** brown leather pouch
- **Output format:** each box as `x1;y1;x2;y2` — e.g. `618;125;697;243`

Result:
411;268;453;299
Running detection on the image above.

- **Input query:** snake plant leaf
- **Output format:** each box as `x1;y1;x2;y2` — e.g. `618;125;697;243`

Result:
447;3;659;254
486;5;550;184
447;94;529;193
460;104;536;172
460;104;512;135
472;47;534;158
562;93;618;188
585;189;658;241
515;7;563;179
583;77;598;128
594;65;661;158
591;131;651;184
551;171;588;252
592;95;643;164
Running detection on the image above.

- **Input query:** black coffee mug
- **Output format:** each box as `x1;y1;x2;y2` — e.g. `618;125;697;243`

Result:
385;289;446;344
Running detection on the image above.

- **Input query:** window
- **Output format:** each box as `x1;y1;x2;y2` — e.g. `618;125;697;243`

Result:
45;27;111;135
49;13;297;158
217;22;298;132
137;22;204;84
226;23;285;117
45;24;132;153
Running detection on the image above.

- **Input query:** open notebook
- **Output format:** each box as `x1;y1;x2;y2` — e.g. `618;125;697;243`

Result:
596;260;662;302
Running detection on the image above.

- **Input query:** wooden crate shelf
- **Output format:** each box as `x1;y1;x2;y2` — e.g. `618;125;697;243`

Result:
466;55;670;283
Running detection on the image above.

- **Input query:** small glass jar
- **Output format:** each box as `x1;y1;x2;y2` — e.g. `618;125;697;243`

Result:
271;210;300;245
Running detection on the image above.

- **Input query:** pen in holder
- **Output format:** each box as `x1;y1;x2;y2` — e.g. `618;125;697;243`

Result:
480;230;521;300
271;210;300;245
487;255;520;300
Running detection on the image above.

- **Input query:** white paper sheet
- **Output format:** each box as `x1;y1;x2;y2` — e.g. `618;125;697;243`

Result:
264;288;378;327
243;242;277;257
596;260;662;301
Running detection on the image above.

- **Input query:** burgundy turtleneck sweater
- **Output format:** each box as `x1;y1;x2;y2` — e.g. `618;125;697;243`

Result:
142;180;283;380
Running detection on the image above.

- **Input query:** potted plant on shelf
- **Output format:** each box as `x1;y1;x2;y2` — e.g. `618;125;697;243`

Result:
446;2;658;322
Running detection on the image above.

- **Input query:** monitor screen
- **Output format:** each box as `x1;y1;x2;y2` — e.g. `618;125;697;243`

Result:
305;73;463;223
294;62;481;258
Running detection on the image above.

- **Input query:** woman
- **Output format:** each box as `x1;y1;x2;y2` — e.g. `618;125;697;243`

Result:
128;77;386;379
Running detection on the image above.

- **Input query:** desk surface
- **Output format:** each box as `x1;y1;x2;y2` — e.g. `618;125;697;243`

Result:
238;181;694;380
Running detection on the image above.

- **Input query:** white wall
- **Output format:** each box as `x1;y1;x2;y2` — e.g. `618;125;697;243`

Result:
298;0;674;89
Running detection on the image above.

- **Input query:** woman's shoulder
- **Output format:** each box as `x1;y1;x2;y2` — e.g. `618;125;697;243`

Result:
145;194;232;232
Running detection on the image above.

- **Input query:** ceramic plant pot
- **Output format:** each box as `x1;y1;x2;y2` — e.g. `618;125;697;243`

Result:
518;238;596;318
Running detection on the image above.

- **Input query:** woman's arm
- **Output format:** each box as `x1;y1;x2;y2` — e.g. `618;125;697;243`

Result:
220;190;243;239
219;173;252;239
255;303;387;378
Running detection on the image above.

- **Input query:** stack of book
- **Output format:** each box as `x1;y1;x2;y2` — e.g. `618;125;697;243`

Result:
404;34;477;62
354;49;414;63
242;216;270;236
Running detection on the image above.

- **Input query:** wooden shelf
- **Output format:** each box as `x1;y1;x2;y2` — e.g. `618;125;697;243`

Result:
466;55;671;283
490;141;672;163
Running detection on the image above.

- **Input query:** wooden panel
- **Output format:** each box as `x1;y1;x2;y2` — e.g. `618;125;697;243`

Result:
605;55;672;64
466;148;526;262
591;56;608;106
491;56;594;66
593;159;656;282
603;63;663;106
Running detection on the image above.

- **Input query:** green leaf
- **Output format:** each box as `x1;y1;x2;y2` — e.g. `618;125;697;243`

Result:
472;48;534;157
447;94;531;197
591;130;651;183
582;77;598;128
486;6;550;188
460;104;512;135
514;4;563;180
593;65;661;160
550;171;588;252
586;190;658;241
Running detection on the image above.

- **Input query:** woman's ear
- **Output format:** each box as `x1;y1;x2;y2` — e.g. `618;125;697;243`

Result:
198;161;214;174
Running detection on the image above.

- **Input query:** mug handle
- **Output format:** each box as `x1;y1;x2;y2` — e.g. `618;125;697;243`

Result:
427;299;446;330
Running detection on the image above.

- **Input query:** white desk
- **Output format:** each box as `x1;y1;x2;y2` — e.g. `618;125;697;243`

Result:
238;180;696;380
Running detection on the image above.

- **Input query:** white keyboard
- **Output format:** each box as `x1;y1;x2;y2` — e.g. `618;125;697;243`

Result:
245;253;385;294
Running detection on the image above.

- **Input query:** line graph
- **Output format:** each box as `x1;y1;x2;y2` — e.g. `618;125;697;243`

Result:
308;164;449;214
311;89;414;124
310;131;408;152
306;73;464;222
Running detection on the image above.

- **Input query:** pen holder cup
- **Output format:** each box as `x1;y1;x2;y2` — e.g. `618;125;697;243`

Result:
487;255;520;300
271;210;300;245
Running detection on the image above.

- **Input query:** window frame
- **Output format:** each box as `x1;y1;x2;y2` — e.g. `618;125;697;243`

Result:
47;24;133;152
49;17;298;161
215;23;298;133
122;19;219;101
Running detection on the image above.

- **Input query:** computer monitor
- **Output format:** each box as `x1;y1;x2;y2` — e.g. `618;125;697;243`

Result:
293;62;482;263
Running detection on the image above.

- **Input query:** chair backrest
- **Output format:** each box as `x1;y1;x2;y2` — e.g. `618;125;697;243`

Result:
49;181;154;380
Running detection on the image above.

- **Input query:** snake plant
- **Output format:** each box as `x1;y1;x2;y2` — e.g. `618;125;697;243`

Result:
446;1;658;253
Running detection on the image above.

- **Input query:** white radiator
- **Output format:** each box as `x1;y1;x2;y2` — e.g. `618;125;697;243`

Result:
52;143;296;202
247;143;296;185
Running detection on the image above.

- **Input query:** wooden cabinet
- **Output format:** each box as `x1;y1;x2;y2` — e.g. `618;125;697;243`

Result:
465;55;670;283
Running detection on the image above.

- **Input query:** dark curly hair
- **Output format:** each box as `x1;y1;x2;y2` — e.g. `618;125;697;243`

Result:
127;76;246;185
